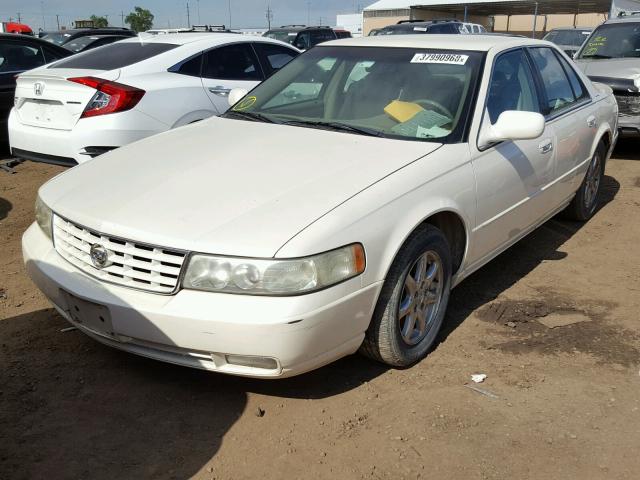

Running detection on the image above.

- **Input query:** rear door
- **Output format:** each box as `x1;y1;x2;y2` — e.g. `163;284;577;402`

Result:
527;46;595;202
201;43;264;113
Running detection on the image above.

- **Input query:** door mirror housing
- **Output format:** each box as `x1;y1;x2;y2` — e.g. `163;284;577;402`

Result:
228;88;249;107
478;111;545;149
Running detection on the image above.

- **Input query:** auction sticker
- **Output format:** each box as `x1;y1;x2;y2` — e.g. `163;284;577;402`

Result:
411;53;469;65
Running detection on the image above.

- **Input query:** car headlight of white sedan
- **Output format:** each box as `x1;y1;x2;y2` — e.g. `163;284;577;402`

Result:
183;243;365;295
35;195;53;240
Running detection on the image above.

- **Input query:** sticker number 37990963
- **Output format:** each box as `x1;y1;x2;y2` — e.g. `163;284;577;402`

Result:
410;53;469;65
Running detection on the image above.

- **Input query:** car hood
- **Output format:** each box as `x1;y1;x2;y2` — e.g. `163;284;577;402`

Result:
575;58;640;84
41;117;441;258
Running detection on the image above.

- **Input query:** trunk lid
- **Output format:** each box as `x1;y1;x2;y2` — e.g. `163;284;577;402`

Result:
14;68;119;131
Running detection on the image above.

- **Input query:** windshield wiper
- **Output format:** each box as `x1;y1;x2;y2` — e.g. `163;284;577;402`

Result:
223;110;277;123
282;120;384;137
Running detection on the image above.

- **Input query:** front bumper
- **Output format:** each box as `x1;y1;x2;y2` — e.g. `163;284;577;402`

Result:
8;108;168;165
618;114;640;135
22;223;381;378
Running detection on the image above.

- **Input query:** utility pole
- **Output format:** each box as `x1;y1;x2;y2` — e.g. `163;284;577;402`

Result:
17;12;21;22
307;1;311;25
121;11;124;27
56;14;60;29
105;14;109;26
197;0;200;23
41;1;46;30
186;2;191;27
266;4;273;29
228;0;232;29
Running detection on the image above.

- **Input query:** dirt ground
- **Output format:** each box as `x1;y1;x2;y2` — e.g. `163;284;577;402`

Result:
1;142;639;480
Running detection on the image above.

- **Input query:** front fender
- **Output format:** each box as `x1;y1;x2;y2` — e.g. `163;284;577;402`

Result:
276;144;475;289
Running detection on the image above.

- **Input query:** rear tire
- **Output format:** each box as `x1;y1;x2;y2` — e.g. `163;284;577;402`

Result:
563;143;606;221
361;224;452;367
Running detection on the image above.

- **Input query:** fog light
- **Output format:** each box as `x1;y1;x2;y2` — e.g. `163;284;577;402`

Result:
225;354;278;370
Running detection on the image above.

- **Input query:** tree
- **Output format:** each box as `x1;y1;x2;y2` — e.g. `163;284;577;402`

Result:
125;6;154;32
90;15;109;28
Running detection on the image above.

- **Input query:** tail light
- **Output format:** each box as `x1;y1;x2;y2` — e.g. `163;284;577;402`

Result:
68;76;145;118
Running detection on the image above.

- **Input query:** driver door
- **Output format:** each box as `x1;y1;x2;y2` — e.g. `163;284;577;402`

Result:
468;48;557;267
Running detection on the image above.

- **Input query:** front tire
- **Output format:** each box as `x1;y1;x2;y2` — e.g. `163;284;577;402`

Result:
361;224;452;367
564;143;606;221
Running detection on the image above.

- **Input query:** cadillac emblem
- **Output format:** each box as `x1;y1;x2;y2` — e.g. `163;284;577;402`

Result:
89;244;110;269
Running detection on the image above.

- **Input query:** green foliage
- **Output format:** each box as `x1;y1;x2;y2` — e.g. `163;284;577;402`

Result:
89;15;109;28
125;6;154;33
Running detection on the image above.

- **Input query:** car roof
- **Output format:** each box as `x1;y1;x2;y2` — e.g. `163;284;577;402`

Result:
267;25;332;32
326;34;550;52
547;26;593;31
603;14;640;24
128;32;292;47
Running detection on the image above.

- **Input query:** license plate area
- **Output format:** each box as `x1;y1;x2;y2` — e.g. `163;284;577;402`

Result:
61;290;114;338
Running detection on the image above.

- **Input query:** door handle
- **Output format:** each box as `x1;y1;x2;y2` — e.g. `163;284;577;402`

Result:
587;116;597;128
538;140;554;154
208;86;231;97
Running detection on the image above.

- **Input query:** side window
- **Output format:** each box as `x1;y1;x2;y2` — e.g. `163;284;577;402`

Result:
171;54;203;77
202;44;262;81
487;48;541;124
42;47;66;64
528;47;577;115
295;32;311;50
0;43;46;72
555;51;588;102
253;43;298;77
429;24;457;34
309;30;336;47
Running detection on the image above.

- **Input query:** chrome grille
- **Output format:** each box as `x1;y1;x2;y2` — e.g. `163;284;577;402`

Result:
53;215;187;294
615;93;640;116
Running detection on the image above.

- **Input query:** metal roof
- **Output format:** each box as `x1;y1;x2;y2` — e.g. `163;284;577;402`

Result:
365;0;612;15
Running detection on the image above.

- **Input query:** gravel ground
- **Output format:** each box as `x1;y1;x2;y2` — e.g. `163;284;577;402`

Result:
1;142;639;480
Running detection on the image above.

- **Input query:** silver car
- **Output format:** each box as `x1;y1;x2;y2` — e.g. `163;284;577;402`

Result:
575;14;640;135
542;27;592;57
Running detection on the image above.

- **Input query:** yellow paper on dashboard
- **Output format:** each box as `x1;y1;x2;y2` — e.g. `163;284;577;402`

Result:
384;100;424;123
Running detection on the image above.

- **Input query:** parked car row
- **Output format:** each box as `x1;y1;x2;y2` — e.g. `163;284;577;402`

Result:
2;32;299;158
16;28;619;378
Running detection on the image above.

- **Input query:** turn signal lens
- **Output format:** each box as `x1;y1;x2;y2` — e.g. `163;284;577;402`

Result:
68;76;145;118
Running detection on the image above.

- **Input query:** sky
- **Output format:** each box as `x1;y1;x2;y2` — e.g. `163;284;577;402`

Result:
0;0;370;31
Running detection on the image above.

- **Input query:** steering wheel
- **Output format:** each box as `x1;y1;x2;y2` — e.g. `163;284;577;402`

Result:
414;99;454;120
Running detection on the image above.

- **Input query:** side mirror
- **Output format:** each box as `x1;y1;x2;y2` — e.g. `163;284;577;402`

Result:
228;88;249;107
478;111;545;149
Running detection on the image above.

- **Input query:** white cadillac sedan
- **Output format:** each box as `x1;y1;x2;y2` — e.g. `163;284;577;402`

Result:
23;35;618;378
9;33;299;166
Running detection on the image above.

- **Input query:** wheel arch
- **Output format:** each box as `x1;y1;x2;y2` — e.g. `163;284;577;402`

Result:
384;207;470;282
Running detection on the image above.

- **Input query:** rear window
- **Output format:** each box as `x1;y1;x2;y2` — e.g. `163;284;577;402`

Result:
49;42;177;70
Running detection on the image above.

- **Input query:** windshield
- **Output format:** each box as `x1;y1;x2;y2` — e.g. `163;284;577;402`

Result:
223;46;483;143
264;31;296;45
63;36;98;52
544;29;591;47
43;32;73;45
577;22;640;59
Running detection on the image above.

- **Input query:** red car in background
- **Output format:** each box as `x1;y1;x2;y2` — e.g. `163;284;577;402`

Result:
0;22;34;35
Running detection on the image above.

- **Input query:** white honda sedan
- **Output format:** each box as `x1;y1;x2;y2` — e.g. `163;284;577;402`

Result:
23;35;617;378
9;33;299;165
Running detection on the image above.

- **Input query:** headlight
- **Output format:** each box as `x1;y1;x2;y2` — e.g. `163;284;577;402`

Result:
183;244;366;295
35;195;53;240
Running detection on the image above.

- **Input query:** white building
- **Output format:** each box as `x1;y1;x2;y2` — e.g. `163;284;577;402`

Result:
336;13;364;37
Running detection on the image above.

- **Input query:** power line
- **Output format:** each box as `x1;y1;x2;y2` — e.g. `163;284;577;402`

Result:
266;4;273;29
